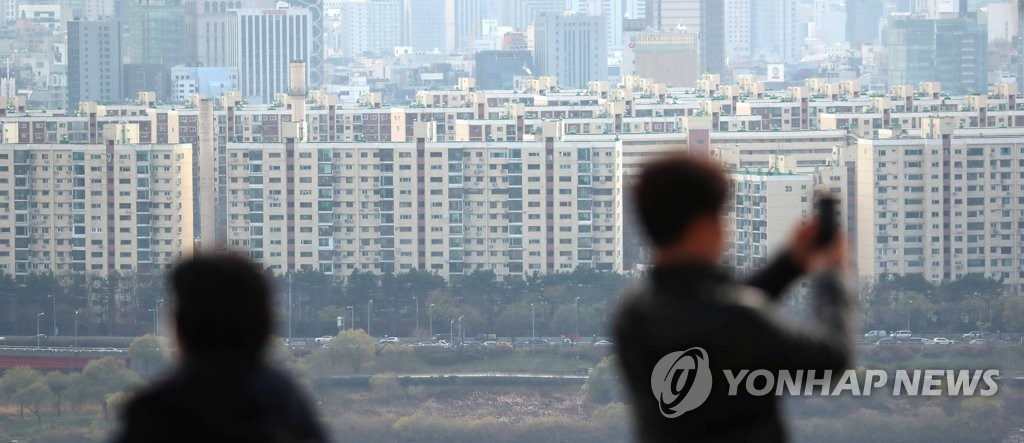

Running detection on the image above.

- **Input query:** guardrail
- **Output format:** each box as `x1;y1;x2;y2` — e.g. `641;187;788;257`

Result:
0;345;125;353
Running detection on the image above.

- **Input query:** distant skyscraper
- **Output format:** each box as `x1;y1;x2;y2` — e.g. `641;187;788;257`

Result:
123;0;188;66
449;0;482;53
68;19;123;108
475;50;533;89
750;0;800;63
884;15;988;94
406;0;447;52
1;0;17;25
533;11;607;88
235;7;313;103
283;0;324;87
846;0;883;45
813;0;846;46
497;0;565;31
82;0;117;20
569;0;625;51
336;0;403;56
644;0;725;74
725;0;752;63
185;0;278;67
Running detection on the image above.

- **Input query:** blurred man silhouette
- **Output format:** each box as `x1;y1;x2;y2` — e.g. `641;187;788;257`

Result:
115;254;328;443
614;155;854;442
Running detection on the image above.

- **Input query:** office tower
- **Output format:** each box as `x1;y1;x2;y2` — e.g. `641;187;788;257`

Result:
68;19;123;109
884;15;988;94
725;0;752;63
282;0;324;87
622;30;701;86
847;0;884;45
336;0;403;56
533;12;608;89
170;66;238;103
0;133;194;276
750;0;800;63
123;0;187;66
475;50;533;89
235;6;313;103
82;0;116;20
497;0;566;31
813;0;847;46
1019;0;1023;93
645;0;725;74
569;0;625;51
185;0;278;67
1;0;16;25
450;0;482;53
406;0;447;52
123;64;172;102
912;0;965;19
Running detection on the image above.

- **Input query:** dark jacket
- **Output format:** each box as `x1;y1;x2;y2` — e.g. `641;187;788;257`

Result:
613;253;853;443
114;356;328;443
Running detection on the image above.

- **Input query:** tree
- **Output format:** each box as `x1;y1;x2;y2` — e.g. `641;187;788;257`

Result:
15;381;54;424
66;357;140;419
585;356;623;404
45;371;74;417
0;367;43;419
311;329;376;376
126;334;168;379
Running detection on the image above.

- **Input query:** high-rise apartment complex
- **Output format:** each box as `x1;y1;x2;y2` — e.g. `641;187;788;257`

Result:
750;0;800;63
68;19;124;109
533;12;608;89
0;126;194;277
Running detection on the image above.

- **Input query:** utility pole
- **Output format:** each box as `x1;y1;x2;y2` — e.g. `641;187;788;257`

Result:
414;295;419;336
368;299;373;337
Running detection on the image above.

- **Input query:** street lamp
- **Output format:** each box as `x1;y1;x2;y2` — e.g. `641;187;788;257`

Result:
414;295;419;336
287;274;293;343
74;310;79;348
574;296;581;338
458;315;464;343
449;319;454;343
367;299;373;338
346;305;354;331
36;312;44;348
907;299;913;331
530;303;536;339
48;293;57;336
429;303;434;338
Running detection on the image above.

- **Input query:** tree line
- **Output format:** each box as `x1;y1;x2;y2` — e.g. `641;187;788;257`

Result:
0;268;636;339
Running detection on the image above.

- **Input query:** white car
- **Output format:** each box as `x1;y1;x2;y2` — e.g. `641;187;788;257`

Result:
314;335;334;345
593;340;613;347
379;336;399;345
932;337;954;345
891;330;913;339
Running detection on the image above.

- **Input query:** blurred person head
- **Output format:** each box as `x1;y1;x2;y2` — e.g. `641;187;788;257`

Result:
168;253;273;361
633;154;729;265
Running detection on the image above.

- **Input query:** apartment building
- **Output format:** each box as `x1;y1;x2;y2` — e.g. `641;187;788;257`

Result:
220;122;623;278
726;168;814;276
855;117;1024;291
0;125;194;277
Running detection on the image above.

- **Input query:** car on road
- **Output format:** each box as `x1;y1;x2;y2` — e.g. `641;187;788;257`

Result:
932;337;955;345
378;336;399;345
593;340;613;347
910;337;934;345
891;330;913;339
962;331;986;339
864;330;888;339
969;339;987;345
875;338;902;345
521;338;549;348
314;335;333;345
